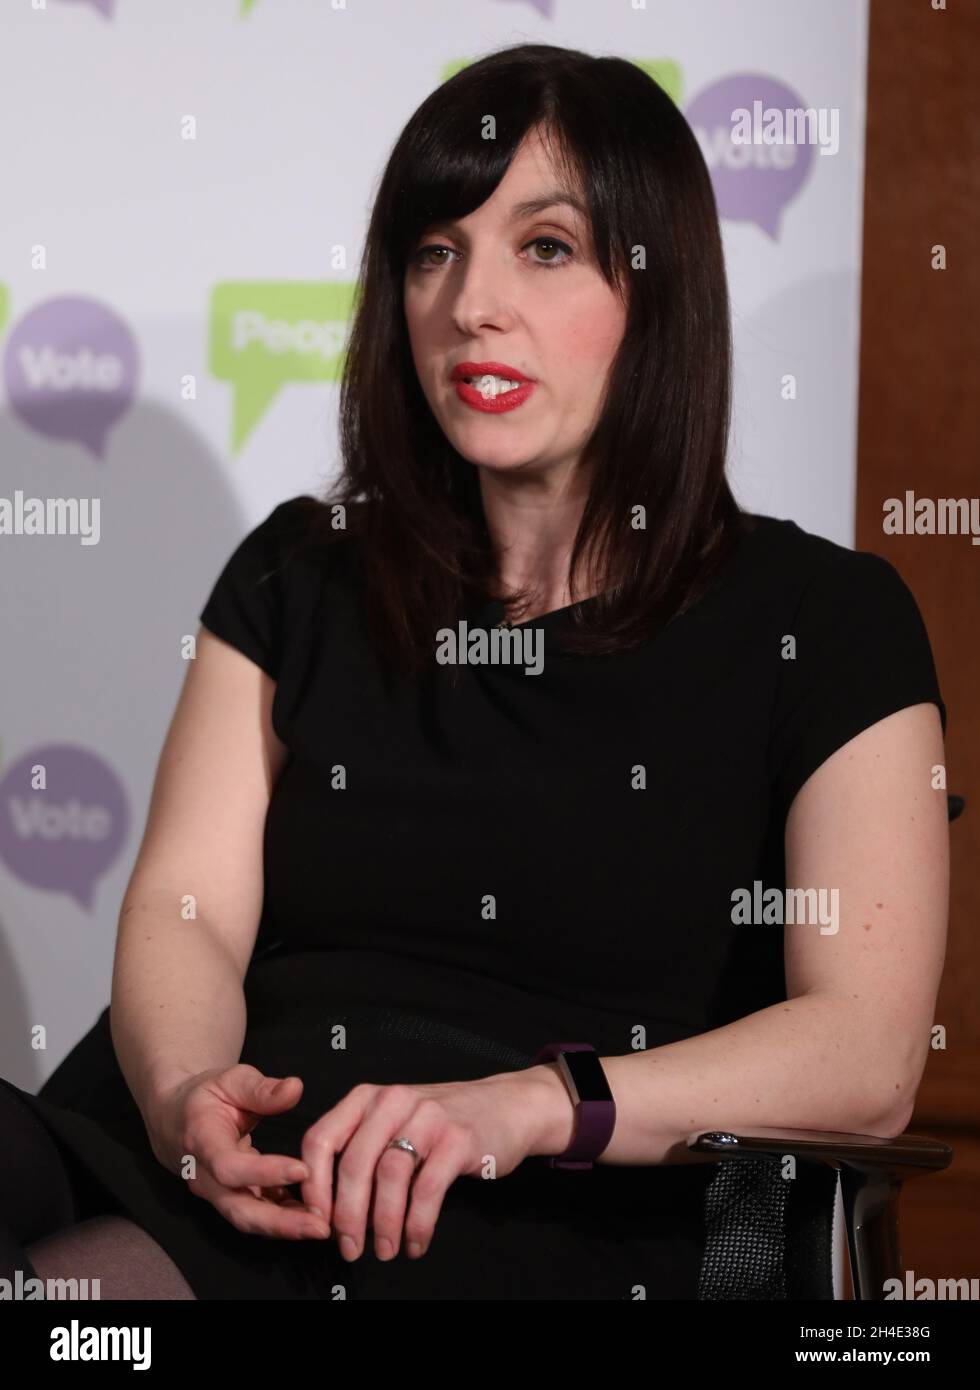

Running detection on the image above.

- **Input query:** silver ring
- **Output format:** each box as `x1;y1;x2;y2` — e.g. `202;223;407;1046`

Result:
385;1137;422;1171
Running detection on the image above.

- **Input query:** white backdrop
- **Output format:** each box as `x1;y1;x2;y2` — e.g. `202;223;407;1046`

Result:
1;3;868;1290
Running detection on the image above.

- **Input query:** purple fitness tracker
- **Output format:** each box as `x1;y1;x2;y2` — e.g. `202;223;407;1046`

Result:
532;1042;616;1169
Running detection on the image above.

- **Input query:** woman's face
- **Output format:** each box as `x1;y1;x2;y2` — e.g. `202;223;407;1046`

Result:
403;128;627;481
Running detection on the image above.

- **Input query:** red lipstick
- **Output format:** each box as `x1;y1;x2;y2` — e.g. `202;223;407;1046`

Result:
450;361;537;414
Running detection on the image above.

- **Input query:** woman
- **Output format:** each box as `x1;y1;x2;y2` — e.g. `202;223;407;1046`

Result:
0;43;948;1301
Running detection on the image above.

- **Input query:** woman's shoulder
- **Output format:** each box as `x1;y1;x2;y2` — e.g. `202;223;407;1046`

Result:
736;510;916;606
264;493;361;557
198;495;364;680
230;494;366;601
748;513;948;822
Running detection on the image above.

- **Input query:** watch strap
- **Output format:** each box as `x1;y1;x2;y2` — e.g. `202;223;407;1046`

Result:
532;1042;616;1169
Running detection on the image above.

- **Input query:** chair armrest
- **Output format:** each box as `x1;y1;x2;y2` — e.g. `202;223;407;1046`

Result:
688;1126;953;1300
688;1125;952;1177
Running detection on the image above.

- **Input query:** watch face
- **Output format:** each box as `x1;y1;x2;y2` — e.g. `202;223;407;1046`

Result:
560;1048;613;1103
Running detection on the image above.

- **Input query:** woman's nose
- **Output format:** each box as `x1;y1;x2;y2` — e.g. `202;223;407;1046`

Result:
449;255;516;337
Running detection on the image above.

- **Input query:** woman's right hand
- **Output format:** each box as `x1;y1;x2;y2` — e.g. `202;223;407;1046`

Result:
145;1064;331;1241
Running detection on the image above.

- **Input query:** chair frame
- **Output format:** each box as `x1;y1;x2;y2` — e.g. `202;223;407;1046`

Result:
688;1125;953;1300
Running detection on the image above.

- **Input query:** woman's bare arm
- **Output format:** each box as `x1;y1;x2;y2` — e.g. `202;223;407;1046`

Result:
110;626;288;1133
524;702;949;1163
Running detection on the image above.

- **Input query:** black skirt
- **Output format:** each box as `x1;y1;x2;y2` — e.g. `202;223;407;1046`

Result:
4;962;714;1300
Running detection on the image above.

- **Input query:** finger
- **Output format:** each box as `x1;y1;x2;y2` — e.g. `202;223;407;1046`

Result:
183;1074;303;1159
265;1192;310;1210
241;1139;278;1199
188;1111;311;1191
218;1069;305;1119
332;1091;438;1261
400;1129;470;1259
368;1142;426;1260
213;1190;329;1241
245;1181;311;1209
190;1166;329;1241
300;1086;377;1228
203;1074;305;1155
204;1138;310;1192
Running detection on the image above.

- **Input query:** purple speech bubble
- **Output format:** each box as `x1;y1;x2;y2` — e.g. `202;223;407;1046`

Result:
3;296;139;460
0;744;129;912
685;74;816;240
490;0;555;18
54;0;116;18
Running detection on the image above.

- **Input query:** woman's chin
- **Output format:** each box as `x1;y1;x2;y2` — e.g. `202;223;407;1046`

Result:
453;443;546;474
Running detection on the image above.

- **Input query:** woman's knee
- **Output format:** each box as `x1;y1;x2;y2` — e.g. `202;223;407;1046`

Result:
27;1214;196;1301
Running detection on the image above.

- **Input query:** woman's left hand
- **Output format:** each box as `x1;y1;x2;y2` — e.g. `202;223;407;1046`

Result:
298;1067;568;1263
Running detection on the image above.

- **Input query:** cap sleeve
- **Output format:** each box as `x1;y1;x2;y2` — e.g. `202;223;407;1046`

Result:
198;497;309;678
769;547;947;826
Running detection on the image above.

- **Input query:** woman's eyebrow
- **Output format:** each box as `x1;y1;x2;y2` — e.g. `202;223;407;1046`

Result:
507;191;588;221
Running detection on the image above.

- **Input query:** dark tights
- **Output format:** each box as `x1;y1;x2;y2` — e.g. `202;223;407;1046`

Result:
0;1079;195;1299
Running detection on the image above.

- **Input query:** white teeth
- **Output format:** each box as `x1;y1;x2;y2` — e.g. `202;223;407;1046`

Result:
464;374;522;398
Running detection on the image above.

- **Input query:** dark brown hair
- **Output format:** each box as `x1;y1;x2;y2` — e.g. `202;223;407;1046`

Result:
302;41;748;678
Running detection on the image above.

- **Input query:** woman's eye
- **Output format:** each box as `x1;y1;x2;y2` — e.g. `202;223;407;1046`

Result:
414;245;456;269
410;237;574;272
525;236;573;267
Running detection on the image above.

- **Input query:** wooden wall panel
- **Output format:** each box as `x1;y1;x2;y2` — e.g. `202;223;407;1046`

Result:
855;0;980;1283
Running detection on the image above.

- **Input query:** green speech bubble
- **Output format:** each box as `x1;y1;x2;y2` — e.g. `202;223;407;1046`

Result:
240;0;259;16
210;281;356;453
440;57;683;106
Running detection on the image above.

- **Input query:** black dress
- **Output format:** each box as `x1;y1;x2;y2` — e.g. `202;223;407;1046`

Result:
3;498;947;1300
